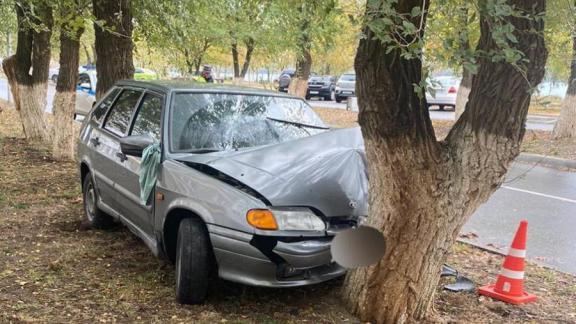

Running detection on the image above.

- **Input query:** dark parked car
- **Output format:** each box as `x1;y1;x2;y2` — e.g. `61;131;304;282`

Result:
306;76;336;101
77;80;367;304
277;69;295;92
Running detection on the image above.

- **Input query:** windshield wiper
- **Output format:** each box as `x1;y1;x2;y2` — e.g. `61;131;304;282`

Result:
266;117;329;130
182;148;222;154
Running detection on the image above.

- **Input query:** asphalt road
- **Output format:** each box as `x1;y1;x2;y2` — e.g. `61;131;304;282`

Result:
308;99;558;131
462;162;576;275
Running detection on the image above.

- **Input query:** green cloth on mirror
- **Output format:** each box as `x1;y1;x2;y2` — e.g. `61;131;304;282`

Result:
139;143;161;204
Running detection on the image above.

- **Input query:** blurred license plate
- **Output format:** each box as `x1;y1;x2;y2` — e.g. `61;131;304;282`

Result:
343;91;352;94
310;91;319;94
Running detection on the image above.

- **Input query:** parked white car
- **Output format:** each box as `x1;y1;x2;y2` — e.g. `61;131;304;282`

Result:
426;76;461;110
75;70;97;117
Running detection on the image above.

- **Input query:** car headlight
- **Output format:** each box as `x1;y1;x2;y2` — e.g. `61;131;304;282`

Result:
246;207;325;231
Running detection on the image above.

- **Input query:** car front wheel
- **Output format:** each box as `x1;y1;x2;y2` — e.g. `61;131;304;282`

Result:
175;218;213;304
82;174;114;229
335;96;342;103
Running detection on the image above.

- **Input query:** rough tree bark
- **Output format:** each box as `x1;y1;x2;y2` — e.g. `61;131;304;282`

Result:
288;5;312;98
231;40;242;83
2;2;53;141
455;4;473;120
240;37;255;78
342;0;547;323
52;21;84;160
552;28;576;138
455;68;473;120
288;48;312;98
93;0;134;99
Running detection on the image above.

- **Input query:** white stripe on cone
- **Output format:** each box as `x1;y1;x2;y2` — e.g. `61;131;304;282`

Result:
508;247;526;258
500;268;525;280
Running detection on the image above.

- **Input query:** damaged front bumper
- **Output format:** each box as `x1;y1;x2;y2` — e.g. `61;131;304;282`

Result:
207;224;346;287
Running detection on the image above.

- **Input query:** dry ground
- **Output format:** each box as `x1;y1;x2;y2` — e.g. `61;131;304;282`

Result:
1;104;575;323
314;108;576;161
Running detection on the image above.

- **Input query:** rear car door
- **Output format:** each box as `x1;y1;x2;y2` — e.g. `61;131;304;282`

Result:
113;91;164;236
94;88;144;215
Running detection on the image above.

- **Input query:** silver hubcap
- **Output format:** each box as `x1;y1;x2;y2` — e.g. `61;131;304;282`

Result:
85;183;96;221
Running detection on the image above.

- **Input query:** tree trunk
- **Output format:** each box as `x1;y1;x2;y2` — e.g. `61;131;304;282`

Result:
231;41;240;78
93;0;134;99
82;41;93;65
455;68;473;120
342;0;547;323
52;22;84;161
288;49;312;98
240;38;255;78
454;4;473;120
2;2;53;141
552;32;576;138
288;7;312;99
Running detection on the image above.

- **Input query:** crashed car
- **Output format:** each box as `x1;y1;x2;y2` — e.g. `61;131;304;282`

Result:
77;80;368;304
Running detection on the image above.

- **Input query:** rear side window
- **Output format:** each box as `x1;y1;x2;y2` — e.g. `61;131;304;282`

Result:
131;93;163;141
91;87;120;124
103;89;142;136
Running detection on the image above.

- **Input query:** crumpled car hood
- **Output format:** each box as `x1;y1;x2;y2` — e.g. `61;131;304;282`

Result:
177;127;368;217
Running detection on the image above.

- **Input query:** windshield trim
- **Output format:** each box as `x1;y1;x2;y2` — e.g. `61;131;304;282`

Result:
167;91;325;154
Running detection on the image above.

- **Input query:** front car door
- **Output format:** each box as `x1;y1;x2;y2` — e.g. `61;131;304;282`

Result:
95;88;144;215
113;91;164;236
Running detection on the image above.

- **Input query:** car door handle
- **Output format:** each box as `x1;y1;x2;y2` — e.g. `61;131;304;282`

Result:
116;152;127;162
90;137;100;147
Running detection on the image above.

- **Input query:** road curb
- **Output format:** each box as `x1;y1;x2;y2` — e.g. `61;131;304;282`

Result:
516;153;576;170
457;239;573;275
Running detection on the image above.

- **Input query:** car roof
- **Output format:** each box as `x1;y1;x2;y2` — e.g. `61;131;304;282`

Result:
116;80;296;98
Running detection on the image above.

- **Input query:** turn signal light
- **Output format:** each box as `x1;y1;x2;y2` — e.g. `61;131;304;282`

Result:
246;209;278;230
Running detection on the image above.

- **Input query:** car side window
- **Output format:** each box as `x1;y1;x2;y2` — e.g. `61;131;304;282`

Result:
130;93;163;141
103;89;142;136
91;87;120;124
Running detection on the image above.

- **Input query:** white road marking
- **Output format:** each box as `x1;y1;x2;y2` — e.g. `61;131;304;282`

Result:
502;186;576;204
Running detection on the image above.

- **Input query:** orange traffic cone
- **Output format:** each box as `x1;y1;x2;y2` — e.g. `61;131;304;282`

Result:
478;220;537;304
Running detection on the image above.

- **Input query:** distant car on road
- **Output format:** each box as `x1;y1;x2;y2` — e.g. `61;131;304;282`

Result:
277;69;295;93
306;76;336;101
425;76;461;111
335;73;356;103
75;71;97;117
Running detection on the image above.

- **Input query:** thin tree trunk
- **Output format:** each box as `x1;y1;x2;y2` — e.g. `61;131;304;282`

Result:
52;23;84;161
231;41;240;79
288;48;312;98
93;0;134;99
552;32;576;138
455;68;473;120
288;6;312;98
2;2;53;141
82;41;93;65
240;38;255;78
342;0;547;323
455;4;473;120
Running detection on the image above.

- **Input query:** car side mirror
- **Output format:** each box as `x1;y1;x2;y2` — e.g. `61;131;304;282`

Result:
119;134;155;157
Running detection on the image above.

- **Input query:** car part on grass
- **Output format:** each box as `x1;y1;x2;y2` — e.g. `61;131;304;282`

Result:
441;264;476;293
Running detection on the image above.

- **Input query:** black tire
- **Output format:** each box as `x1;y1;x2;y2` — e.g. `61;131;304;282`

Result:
82;174;114;229
323;94;331;101
335;96;342;103
305;95;311;100
175;218;213;304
